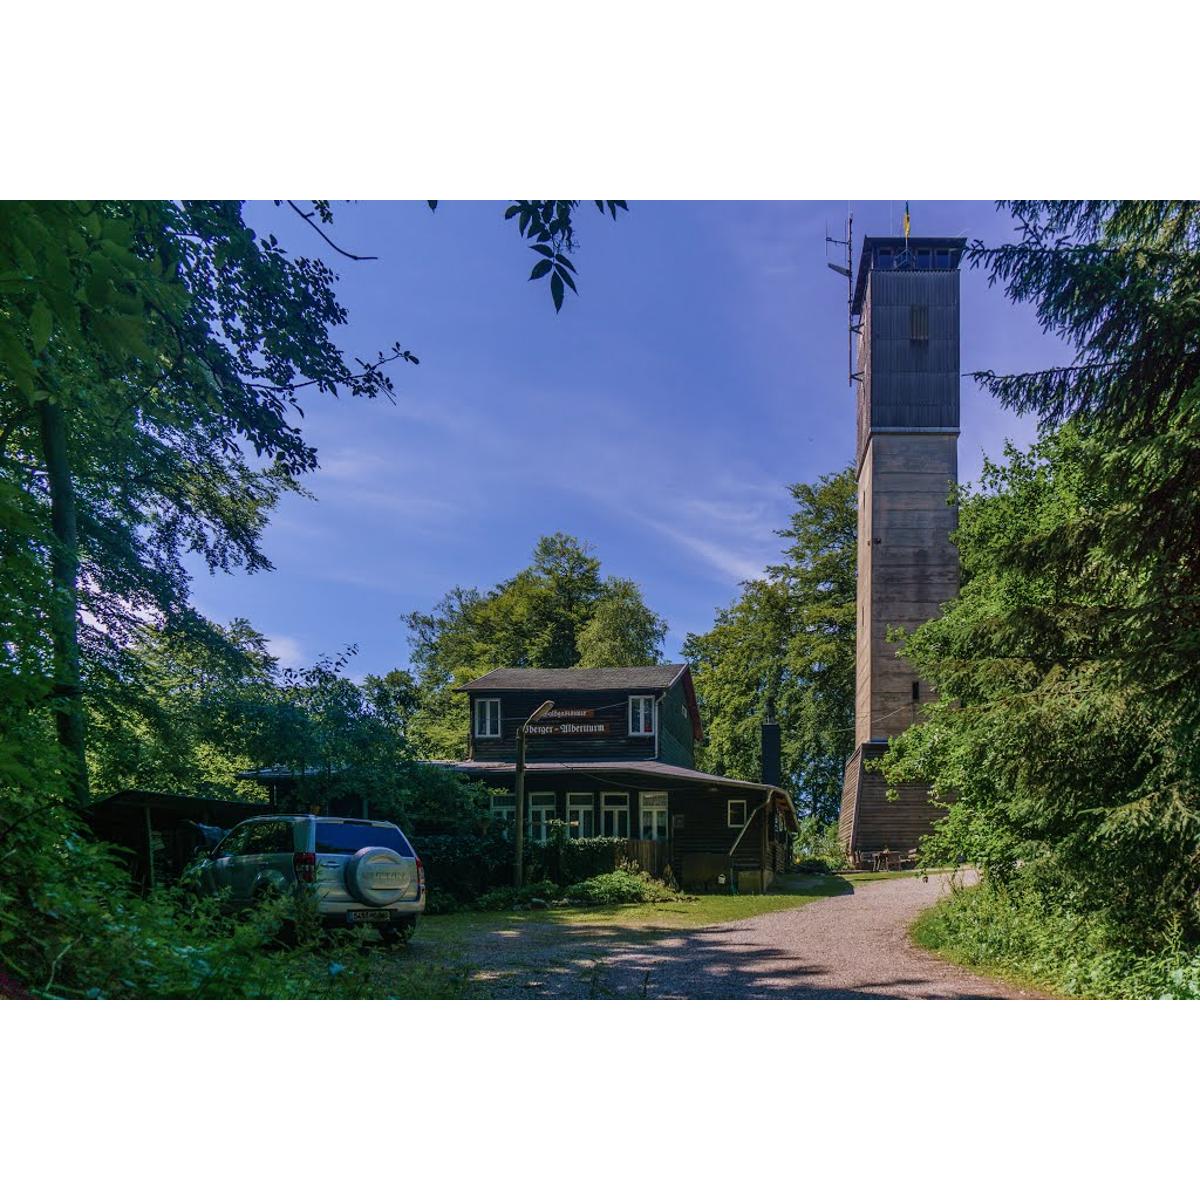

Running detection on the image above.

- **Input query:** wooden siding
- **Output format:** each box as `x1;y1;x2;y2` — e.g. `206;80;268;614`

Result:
857;268;960;465
839;744;950;861
456;768;787;885
467;688;663;763
657;678;698;768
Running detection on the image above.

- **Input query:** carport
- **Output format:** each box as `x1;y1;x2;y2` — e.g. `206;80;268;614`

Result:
84;790;274;890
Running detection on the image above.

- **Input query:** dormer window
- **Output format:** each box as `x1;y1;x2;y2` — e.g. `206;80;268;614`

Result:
629;695;655;737
474;697;501;739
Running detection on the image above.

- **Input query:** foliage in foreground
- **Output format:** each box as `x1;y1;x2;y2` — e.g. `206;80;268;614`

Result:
913;873;1200;1000
881;202;1200;980
0;803;466;999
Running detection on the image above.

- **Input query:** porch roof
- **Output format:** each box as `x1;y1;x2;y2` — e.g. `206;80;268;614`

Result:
435;758;798;825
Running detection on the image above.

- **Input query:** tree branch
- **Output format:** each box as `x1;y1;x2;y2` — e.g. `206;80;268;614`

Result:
285;201;378;262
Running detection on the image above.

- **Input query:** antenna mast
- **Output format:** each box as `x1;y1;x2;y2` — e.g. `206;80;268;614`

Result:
825;211;858;386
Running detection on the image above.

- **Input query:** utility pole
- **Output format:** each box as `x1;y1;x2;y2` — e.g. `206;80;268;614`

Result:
514;700;554;888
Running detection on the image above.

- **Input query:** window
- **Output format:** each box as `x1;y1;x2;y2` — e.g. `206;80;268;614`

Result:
910;304;929;342
474;698;501;739
629;695;655;737
601;793;630;838
314;821;414;857
727;799;748;828
490;797;515;827
876;247;894;270
528;794;556;844
566;793;595;839
240;820;294;855
915;247;932;269
934;247;954;269
639;792;669;841
213;824;253;858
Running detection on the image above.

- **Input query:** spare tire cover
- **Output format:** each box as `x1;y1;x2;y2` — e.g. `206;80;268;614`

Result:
344;847;413;907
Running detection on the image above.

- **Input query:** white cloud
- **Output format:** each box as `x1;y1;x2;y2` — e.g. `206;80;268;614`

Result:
265;633;305;668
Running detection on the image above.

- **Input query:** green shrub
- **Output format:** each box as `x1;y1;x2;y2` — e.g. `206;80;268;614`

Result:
474;880;562;911
564;862;683;907
793;817;848;871
914;871;1200;1000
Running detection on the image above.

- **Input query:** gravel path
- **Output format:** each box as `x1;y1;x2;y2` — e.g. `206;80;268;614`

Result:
452;873;1044;999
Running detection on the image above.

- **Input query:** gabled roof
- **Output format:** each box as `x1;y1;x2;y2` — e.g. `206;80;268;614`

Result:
456;664;702;739
458;665;689;691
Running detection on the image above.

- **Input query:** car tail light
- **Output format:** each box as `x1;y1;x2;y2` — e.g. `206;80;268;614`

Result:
293;852;317;884
416;857;425;897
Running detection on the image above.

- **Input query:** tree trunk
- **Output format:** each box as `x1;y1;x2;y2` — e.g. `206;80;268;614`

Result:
37;398;90;807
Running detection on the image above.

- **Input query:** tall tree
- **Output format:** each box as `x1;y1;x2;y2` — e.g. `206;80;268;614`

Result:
0;200;627;809
403;533;667;759
684;467;856;821
881;202;1200;946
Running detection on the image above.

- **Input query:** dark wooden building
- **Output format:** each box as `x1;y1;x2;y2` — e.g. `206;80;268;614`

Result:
839;235;964;862
447;665;798;892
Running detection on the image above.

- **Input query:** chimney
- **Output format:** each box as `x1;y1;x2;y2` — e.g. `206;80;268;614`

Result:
761;707;781;788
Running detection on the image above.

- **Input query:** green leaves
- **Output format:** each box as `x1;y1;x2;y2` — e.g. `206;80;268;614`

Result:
684;467;857;822
502;199;628;311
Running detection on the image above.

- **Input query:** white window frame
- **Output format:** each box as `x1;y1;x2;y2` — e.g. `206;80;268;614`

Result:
601;792;630;839
527;793;556;844
639;792;669;841
566;793;595;840
474;697;501;739
727;798;748;828
628;694;655;737
490;797;515;825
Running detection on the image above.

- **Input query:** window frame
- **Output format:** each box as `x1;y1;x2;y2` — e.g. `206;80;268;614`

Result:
727;799;748;829
628;694;655;737
601;792;630;839
490;796;515;826
527;792;557;844
474;697;501;739
639;792;669;841
566;792;595;839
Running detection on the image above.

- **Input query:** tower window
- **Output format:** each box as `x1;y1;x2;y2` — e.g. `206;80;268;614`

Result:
910;304;929;342
912;681;920;702
934;248;954;269
915;247;932;269
875;247;894;270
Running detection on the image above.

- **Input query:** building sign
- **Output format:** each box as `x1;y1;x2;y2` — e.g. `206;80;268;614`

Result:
534;708;594;719
527;720;611;736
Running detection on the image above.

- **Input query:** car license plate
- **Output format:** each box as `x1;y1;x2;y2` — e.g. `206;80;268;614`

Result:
347;910;391;924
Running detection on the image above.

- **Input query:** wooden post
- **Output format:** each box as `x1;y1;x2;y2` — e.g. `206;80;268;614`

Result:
514;724;526;889
760;797;769;894
144;803;156;892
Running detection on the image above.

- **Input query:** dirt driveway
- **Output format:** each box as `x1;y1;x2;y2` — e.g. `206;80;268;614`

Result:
415;873;1043;999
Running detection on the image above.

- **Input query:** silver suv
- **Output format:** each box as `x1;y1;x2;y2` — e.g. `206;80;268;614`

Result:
195;814;425;944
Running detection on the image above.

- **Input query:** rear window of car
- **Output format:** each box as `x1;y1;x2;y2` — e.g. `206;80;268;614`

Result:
313;821;414;858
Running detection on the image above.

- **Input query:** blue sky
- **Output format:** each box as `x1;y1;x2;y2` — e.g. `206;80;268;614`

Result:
188;201;1061;676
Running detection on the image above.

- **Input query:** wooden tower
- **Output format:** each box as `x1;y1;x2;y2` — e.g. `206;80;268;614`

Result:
838;235;965;862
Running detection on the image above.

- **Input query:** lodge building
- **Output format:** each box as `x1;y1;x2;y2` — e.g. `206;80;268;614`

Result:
443;665;798;892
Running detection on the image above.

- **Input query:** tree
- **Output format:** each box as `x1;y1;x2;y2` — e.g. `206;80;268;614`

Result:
684;467;856;821
577;578;668;668
0;200;628;811
880;202;1200;949
403;533;667;759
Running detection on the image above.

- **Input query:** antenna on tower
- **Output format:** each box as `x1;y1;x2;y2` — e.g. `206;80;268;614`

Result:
825;211;858;386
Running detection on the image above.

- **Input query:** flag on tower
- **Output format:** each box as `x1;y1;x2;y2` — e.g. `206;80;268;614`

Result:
903;201;910;240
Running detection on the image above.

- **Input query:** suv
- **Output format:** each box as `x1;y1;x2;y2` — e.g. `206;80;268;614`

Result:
194;814;425;944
